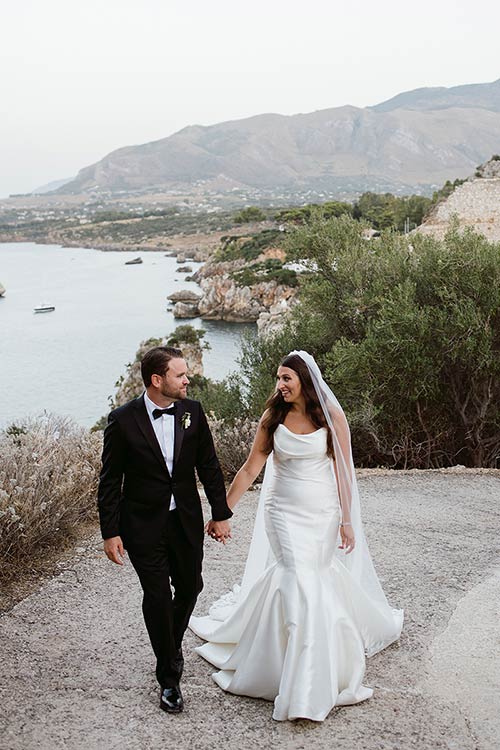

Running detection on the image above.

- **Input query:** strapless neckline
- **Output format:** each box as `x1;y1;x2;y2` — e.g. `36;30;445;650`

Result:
278;423;325;437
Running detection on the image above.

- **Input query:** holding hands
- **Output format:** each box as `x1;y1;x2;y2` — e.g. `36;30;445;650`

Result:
206;519;232;544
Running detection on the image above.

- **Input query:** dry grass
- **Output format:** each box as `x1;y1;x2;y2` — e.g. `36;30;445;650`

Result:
208;415;260;480
0;412;256;606
0;415;102;588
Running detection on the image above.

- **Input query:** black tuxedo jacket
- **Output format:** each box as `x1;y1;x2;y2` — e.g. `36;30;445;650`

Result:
97;395;231;549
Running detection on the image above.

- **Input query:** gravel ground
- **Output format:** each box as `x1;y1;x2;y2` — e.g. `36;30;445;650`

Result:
1;469;499;750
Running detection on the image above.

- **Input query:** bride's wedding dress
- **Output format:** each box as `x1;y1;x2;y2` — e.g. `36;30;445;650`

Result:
190;424;403;722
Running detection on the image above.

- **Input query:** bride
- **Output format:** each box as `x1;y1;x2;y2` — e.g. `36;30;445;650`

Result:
190;351;403;722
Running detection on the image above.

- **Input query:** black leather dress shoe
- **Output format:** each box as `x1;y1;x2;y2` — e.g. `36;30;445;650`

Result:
160;684;184;713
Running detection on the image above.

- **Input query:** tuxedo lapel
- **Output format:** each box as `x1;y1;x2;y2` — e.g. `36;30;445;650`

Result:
133;396;171;476
173;401;186;470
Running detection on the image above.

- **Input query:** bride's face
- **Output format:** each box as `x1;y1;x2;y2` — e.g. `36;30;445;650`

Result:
276;366;302;403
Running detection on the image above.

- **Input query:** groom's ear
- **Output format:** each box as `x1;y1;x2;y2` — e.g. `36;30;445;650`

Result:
150;373;162;388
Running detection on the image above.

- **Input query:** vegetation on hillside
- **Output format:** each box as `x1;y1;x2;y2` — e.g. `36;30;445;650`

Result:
215;229;282;262
231;259;298;287
0;206;239;246
220;215;500;469
275;201;353;224
233;206;267;224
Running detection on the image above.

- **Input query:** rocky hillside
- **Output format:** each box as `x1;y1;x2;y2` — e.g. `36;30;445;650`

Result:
165;229;298;332
418;157;500;241
57;79;500;197
111;328;204;409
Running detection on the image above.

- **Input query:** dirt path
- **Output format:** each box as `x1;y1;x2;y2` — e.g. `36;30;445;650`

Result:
1;470;499;750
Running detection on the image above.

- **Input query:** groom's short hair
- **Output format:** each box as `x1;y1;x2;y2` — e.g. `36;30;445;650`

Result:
141;346;183;387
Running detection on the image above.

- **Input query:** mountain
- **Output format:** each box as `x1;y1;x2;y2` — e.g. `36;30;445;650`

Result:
372;78;500;113
32;177;74;194
58;79;500;197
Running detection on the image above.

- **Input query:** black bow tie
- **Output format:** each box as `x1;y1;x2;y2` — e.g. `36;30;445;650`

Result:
152;405;177;419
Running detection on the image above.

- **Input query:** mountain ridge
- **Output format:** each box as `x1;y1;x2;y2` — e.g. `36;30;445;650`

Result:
56;78;500;197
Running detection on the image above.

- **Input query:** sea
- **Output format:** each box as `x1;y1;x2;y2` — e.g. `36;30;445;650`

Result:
0;242;255;428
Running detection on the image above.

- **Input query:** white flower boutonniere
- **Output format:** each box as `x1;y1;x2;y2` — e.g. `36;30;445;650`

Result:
181;412;192;429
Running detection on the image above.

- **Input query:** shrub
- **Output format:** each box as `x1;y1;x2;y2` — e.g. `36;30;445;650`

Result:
231;259;298;287
238;215;500;468
207;415;260;480
167;325;206;346
353;192;432;231
0;415;102;585
233;206;266;224
275;201;353;224
215;229;282;262
187;374;249;423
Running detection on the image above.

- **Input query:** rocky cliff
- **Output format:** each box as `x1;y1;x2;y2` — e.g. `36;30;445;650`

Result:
174;255;297;325
418;157;500;241
113;330;204;408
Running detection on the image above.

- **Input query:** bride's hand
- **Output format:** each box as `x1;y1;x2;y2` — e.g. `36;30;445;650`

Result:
339;524;355;554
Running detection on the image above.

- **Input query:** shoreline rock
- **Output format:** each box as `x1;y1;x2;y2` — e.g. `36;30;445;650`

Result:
172;301;200;318
191;257;296;324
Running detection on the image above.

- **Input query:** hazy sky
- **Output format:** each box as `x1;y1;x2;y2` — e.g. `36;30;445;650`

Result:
1;0;499;197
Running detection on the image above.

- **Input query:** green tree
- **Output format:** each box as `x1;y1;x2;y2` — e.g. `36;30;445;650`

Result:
275;201;352;224
233;206;266;224
237;215;500;468
353;192;432;231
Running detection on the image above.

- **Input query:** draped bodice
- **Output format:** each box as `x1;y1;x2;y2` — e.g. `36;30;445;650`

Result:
272;424;335;486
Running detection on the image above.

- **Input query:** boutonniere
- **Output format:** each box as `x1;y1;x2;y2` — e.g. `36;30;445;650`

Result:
180;412;192;429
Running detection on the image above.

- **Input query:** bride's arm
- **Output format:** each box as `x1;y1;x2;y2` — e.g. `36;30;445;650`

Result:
329;405;354;526
226;417;269;511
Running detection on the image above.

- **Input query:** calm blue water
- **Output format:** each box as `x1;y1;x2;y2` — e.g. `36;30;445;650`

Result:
0;243;255;428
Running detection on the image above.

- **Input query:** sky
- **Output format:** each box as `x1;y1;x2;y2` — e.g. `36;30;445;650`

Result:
1;0;499;198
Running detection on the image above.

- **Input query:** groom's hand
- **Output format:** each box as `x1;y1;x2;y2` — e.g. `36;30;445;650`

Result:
103;535;125;565
206;520;231;544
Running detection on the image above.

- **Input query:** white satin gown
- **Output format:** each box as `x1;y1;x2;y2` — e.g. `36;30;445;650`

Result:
190;424;400;722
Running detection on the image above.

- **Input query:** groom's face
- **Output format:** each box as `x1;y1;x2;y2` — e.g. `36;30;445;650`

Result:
158;357;189;400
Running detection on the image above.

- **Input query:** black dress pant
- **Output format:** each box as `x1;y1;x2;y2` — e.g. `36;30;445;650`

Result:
128;509;203;688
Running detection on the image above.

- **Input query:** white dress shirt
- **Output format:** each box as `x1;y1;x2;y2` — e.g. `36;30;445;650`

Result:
144;392;176;510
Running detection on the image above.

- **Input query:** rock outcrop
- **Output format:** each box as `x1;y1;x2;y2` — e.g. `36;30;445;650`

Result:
191;259;296;323
418;157;500;241
113;329;204;408
173;301;199;318
167;290;201;303
167;289;201;319
257;297;299;337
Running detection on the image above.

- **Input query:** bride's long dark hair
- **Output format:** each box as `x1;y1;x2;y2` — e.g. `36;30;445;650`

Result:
261;354;334;457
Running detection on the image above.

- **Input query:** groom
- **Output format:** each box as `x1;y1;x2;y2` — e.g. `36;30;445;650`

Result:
97;345;232;714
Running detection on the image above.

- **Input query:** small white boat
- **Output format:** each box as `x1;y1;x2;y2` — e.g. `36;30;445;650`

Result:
34;304;55;314
0;282;5;297
125;256;143;265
